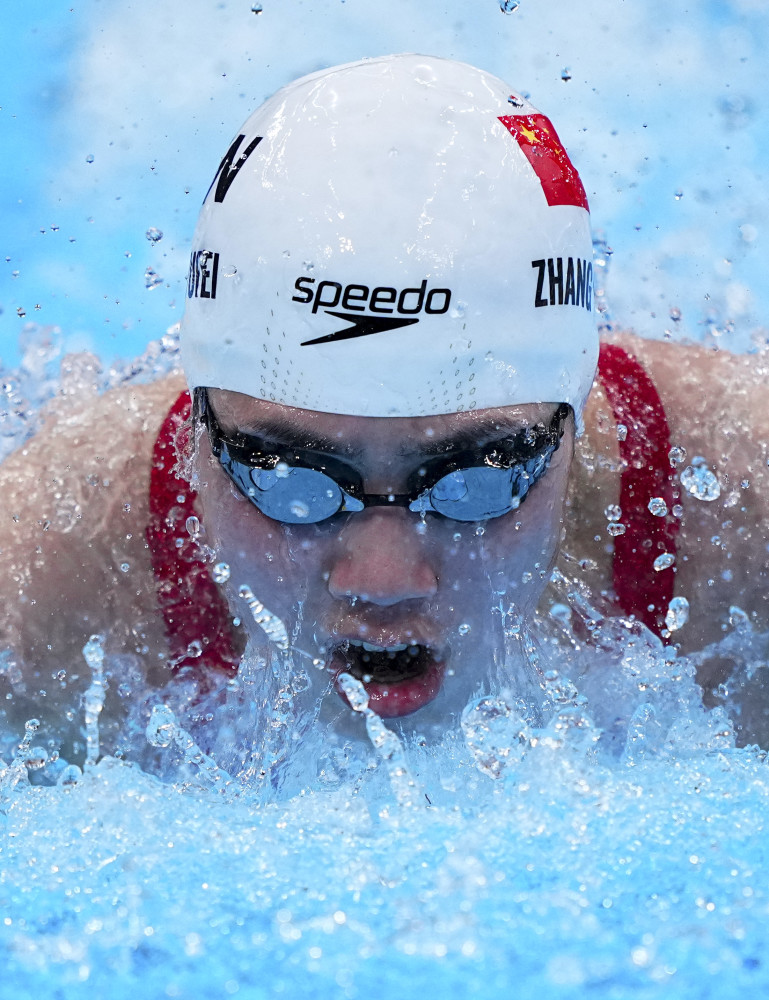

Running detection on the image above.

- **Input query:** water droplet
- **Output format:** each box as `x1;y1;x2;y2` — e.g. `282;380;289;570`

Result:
670;307;682;322
85;154;94;164
290;500;310;519
119;562;130;573
24;746;48;770
680;459;721;501
561;67;572;82
461;697;527;779
251;2;263;11
475;525;485;536
648;497;668;517
507;94;524;108
213;562;231;584
499;0;520;11
604;504;622;522
16;308;26;318
185;515;200;537
337;672;370;712
144;266;163;290
665;596;689;632
607;522;626;537
654;553;675;572
57;764;82;786
145;227;163;242
123;502;131;513
458;623;471;636
674;190;684;201
222;264;238;278
668;445;686;465
146;704;177;748
616;423;628;442
729;606;750;629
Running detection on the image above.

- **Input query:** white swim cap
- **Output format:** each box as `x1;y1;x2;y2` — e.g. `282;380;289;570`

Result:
181;54;597;418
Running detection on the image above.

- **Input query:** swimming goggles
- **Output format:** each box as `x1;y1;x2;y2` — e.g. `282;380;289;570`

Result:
195;388;569;525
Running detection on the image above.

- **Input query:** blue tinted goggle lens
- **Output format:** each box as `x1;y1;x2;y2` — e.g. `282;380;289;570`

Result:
225;458;348;525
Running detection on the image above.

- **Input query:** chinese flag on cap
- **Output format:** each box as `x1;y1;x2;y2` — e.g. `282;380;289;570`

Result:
498;113;589;211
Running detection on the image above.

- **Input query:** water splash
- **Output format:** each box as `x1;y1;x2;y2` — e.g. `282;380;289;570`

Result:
238;584;289;650
338;672;418;809
82;635;106;768
146;704;231;789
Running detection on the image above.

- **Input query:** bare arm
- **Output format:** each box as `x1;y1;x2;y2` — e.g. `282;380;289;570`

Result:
0;374;186;710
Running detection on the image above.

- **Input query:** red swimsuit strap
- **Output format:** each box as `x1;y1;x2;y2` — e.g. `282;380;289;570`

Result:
146;390;240;675
596;343;680;636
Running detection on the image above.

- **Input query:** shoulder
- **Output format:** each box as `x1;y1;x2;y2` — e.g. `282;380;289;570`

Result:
572;331;769;658
606;331;769;468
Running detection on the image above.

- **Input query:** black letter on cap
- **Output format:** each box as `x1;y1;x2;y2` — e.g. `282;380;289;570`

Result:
204;134;263;205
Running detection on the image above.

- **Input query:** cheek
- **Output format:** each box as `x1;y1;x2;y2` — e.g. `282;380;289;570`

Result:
474;463;572;603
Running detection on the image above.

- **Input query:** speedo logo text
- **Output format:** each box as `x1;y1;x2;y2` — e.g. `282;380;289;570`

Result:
292;277;452;347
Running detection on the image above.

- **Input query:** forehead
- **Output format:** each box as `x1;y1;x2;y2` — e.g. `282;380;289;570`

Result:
208;389;562;455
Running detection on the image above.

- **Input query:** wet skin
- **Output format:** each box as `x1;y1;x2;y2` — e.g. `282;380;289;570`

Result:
194;391;575;719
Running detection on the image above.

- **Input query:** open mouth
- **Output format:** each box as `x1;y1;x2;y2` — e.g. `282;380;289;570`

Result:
329;639;446;718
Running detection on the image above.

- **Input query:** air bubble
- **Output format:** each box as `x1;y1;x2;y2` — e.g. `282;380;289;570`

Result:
604;504;622;522
607;523;626;537
458;623;471;636
653;553;675;572
185;515;200;538
616;423;628;442
648;497;668;517
145;227;163;242
669;445;686;465
213;562;231;584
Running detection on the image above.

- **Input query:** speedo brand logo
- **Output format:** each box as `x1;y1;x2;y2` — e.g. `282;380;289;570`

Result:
292;277;452;347
531;257;593;311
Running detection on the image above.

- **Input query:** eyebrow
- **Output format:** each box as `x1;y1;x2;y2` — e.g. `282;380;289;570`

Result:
226;412;556;461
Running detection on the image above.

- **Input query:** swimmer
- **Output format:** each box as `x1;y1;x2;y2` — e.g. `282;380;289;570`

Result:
1;55;768;742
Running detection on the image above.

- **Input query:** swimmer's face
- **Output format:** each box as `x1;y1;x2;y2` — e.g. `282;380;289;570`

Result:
195;391;575;721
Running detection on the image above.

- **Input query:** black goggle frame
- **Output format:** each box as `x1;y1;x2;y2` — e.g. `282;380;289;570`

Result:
194;387;570;524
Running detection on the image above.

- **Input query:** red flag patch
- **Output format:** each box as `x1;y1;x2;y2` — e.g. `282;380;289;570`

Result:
498;113;589;211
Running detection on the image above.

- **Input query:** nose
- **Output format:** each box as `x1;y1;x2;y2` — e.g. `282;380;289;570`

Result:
327;509;439;607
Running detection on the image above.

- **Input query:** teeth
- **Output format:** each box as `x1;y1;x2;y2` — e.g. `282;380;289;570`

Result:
348;639;412;653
